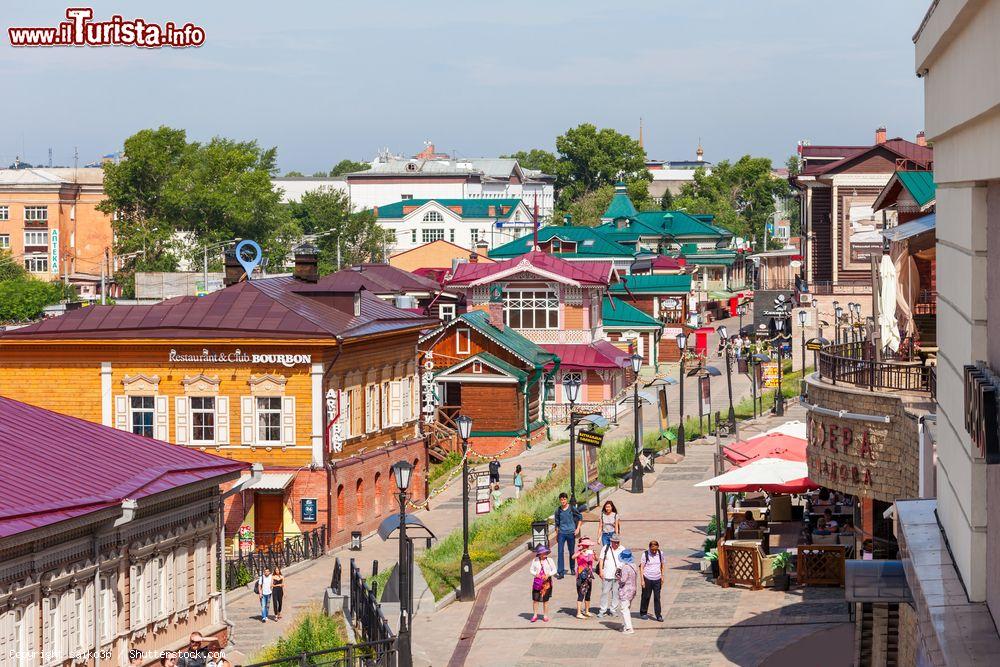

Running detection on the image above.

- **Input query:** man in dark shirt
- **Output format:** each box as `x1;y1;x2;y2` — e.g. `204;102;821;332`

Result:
553;492;582;578
488;456;501;484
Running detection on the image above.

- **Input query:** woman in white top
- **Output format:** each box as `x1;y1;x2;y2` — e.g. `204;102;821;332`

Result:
600;501;621;547
529;545;557;623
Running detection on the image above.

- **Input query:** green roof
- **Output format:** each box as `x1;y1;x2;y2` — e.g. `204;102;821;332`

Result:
679;246;738;267
601;297;660;329
897;171;936;207
374;198;524;220
596;210;733;244
609;274;692;294
452;310;555;367
435;351;528;381
488;224;634;259
602;183;639;220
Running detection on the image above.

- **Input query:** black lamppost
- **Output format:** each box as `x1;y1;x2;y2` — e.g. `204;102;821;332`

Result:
835;306;844;345
676;333;688;456
455;415;476;602
630;353;644;493
563;375;582;505
852;303;862;343
391;460;414;667
798;309;808;398
737;303;747;332
718;325;736;433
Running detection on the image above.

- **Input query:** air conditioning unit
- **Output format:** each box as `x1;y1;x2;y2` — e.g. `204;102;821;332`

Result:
394;295;417;310
799;292;813;305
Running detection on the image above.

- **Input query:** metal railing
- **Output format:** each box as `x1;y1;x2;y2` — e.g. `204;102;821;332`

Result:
241;638;397;667
810;280;872;295
349;558;395;646
226;527;327;590
817;342;935;396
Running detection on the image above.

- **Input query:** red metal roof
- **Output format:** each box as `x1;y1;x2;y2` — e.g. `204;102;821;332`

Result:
542;341;629;370
1;275;434;341
802;139;933;176
448;251;612;287
311;264;442;293
0;396;246;538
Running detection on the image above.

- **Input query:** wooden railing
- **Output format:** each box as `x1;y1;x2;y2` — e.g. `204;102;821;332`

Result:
817;342;934;396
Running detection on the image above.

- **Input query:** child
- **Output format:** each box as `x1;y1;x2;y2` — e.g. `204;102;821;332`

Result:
513;464;524;499
490;483;503;511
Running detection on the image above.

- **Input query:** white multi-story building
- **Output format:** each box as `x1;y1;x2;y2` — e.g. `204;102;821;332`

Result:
271;176;347;203
375;198;534;254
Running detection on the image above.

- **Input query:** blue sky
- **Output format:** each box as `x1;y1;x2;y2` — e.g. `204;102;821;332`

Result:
1;0;928;173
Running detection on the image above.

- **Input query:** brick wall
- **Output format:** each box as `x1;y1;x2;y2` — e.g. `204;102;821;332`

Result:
897;602;920;667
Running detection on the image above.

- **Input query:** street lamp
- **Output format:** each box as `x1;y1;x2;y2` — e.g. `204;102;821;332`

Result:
676;333;688;456
717;326;736;434
562;375;582;505
455;415;475;602
737;303;747;332
798;309;808;398
391;460;414;667
630;353;644;493
834;306;844;345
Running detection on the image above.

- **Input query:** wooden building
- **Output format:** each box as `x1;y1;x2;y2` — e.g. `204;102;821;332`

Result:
609;274;692;363
312;261;464;321
0;248;437;552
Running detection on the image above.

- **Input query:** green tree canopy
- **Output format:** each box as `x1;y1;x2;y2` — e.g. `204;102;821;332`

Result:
329;159;370;177
284;170;304;177
100;126;291;295
289;189;393;273
501;149;557;175
673;156;789;250
0;277;73;323
0;249;28;282
554;124;650;209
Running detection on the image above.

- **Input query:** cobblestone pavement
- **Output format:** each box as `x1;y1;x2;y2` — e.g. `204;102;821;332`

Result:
413;403;854;667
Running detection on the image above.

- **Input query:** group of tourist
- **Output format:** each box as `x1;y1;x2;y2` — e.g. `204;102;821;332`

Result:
530;497;666;633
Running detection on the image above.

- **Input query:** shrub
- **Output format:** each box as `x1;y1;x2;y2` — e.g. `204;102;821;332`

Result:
251;609;346;664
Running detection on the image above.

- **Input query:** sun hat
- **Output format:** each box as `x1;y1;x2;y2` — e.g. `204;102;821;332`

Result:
619;549;634;563
609;532;621;543
535;544;551;555
578;536;594;547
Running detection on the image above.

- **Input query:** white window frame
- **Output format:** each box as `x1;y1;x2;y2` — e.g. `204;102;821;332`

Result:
72;587;85;653
99;574;115;641
23;230;49;246
0;235;9;249
456;328;471;354
504;288;559;329
438;303;456;321
401;194;413;200
449;228;455;242
23;205;48;223
410;229;417;244
189;396;216;444
255;396;282;443
365;384;379;433
130;564;145;628
0;205;8;221
23;254;48;273
12;608;25;667
470;228;479;243
155;555;168;619
194;540;208;602
129;395;155;437
422;210;443;222
45;595;61;659
173;547;188;610
421;228;445;243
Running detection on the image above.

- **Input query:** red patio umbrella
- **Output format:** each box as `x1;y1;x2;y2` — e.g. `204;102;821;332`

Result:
723;433;807;465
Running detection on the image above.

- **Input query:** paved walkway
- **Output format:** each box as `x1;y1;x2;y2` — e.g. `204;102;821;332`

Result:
412;402;853;667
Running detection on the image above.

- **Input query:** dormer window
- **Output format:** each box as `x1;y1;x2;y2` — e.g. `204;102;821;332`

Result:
423;210;444;222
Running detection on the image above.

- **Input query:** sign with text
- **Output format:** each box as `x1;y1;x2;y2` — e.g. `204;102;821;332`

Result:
168;348;312;367
583;443;600;485
657;386;669;432
473;471;492;514
762;362;780;389
807;413;879;491
698;375;711;416
300;498;318;523
577;429;604;447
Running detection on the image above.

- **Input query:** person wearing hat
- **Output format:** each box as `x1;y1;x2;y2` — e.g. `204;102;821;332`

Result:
528;544;557;622
572;536;597;618
616;548;639;634
595;533;624;617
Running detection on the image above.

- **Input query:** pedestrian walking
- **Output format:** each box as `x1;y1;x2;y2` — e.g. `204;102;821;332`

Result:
529;545;556;623
573;536;596;618
272;566;285;620
256;567;274;622
596;533;624;617
639;540;665;621
617;549;638;634
488;456;501;484
599;500;621;547
553;492;582;578
513;464;524;499
490;482;503;511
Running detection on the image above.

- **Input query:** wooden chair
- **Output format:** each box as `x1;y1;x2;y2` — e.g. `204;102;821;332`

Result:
812;533;838;545
718;540;781;590
838;534;856;558
769;495;793;522
797;545;846;586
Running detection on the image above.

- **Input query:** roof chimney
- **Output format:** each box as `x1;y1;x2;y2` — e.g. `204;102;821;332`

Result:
563;213;573;226
875;127;887;145
916;130;927;147
293;242;319;282
474;240;489;257
224;249;243;287
488;300;504;332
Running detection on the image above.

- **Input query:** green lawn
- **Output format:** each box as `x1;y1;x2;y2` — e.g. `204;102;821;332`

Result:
250;608;347;664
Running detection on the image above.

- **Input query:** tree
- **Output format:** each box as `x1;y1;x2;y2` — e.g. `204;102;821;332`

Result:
0;277;72;323
311;171;328;177
289;189;393;273
659;189;675;210
329;159;370;177
555;184;615;227
100;126;290;296
501;149;557;175
284;170;304;177
673;156;790;250
554;123;650;209
0;250;27;282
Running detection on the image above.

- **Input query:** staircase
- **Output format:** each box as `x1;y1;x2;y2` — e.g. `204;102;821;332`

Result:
425;421;458;462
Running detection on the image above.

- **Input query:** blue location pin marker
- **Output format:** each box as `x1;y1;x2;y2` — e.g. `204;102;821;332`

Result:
235;239;263;280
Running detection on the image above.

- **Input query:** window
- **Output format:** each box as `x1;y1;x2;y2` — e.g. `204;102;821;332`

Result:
23;230;49;246
24;254;48;272
12;609;24;666
365;384;379;432
449;228;455;242
401;194;413;200
470;228;479;243
456;328;471;354
45;595;61;658
381;380;390;429
0;235;9;249
438;303;456;321
100;574;115;641
174;547;188;610
194;540;208;602
423;210;443;222
23;206;47;223
256;396;282;443
422;228;445;243
0;205;7;220
130;564;145;628
472;360;483;373
190;396;216;443
73;587;85;651
504;289;558;329
129;396;155;437
154;556;168;618
411;229;417;244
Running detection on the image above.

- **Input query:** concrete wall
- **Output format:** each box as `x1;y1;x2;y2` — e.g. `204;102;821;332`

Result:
915;0;1000;603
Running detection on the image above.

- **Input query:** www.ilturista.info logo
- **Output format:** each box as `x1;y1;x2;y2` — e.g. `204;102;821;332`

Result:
8;8;205;48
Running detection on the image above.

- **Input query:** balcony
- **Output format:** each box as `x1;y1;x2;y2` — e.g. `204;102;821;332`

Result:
817;341;935;398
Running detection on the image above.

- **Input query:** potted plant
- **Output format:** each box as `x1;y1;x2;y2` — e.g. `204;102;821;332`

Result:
705;549;720;579
771;551;792;591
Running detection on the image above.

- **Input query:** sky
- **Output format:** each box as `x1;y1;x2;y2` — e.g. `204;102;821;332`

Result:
1;0;929;174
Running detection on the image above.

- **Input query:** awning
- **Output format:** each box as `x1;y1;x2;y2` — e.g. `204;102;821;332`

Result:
723;433;806;465
845;560;912;603
243;472;295;492
695;457;819;494
881;213;935;242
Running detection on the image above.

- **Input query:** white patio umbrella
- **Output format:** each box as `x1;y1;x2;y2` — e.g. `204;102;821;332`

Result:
763;420;807;439
879;254;901;353
695;457;810;488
